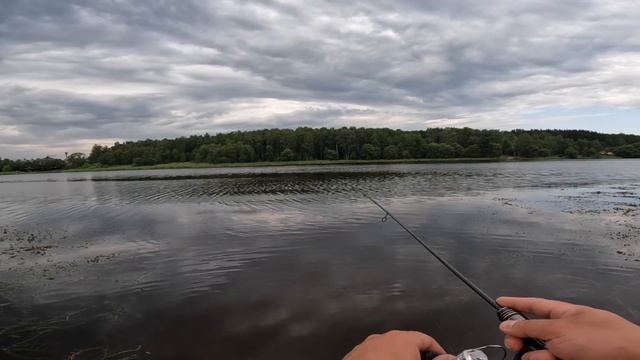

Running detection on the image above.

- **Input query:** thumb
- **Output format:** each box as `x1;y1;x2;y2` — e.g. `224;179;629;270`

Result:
521;349;556;360
499;319;556;340
433;356;456;360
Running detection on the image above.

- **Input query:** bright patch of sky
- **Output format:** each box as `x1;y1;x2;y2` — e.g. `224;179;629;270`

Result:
523;107;640;134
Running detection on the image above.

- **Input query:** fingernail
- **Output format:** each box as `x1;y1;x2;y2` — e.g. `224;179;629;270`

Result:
499;320;518;330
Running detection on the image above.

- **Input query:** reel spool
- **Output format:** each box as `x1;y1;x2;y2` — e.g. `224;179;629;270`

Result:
457;345;506;360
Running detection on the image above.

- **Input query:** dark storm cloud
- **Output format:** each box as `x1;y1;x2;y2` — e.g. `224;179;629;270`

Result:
1;0;639;157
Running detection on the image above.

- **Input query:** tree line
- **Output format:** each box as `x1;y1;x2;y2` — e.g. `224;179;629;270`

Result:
0;153;87;172
2;127;640;172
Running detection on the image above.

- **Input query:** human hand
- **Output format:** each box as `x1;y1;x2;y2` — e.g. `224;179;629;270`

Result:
343;330;455;360
497;297;640;360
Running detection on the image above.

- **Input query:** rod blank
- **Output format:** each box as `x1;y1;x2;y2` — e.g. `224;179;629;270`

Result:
366;195;501;311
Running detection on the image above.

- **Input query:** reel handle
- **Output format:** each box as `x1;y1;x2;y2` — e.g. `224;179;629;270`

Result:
497;307;547;359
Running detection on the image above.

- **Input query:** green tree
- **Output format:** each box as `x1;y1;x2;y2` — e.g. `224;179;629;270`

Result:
30;157;66;171
65;153;87;168
219;142;255;163
324;148;339;160
36;126;636;170
361;144;380;160
194;144;219;163
280;148;295;161
565;146;579;159
437;144;455;158
501;138;515;156
515;134;535;157
401;133;425;158
537;148;551;157
266;145;275;161
423;143;455;158
576;140;602;158
615;143;640;158
451;143;465;158
88;145;110;164
383;145;399;159
488;143;503;157
464;144;482;158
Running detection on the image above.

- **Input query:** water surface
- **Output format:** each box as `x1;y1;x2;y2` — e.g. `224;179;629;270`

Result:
1;160;639;359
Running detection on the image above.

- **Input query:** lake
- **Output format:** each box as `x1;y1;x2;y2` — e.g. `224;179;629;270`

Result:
1;160;639;359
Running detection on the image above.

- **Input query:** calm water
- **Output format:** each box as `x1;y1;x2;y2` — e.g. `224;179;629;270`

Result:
1;160;639;359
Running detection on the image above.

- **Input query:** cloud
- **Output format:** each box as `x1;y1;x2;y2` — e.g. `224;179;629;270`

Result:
1;0;639;158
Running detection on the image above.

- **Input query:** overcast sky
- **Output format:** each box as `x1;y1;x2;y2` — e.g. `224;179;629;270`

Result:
1;0;639;158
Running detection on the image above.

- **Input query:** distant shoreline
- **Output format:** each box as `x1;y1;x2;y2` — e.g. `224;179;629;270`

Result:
1;156;624;176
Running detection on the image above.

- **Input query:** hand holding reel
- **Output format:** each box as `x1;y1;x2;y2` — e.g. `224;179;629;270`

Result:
422;344;507;360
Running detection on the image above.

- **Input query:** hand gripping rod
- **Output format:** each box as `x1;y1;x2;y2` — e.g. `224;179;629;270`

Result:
365;195;547;359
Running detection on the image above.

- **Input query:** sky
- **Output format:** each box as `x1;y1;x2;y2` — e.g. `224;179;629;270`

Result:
1;0;639;159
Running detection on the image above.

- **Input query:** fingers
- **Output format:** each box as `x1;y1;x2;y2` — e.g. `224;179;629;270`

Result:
521;349;556;360
365;334;380;341
433;355;456;360
499;319;557;340
504;334;523;351
497;297;576;319
392;331;447;354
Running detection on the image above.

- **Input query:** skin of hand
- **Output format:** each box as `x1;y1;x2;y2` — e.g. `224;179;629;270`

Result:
343;330;456;360
497;297;640;360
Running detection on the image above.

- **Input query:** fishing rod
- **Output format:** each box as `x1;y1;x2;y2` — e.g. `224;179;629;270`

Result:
365;195;547;360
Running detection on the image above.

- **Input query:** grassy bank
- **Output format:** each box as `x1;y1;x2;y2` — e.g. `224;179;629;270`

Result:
1;156;621;176
63;157;507;173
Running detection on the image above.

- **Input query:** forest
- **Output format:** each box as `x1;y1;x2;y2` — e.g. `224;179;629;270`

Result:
2;127;640;172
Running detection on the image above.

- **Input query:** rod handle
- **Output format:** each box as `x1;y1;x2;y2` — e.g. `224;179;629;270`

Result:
497;307;547;358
